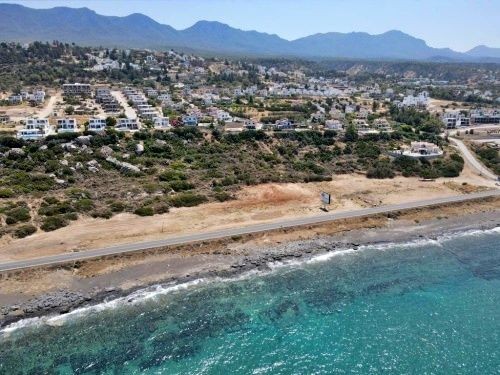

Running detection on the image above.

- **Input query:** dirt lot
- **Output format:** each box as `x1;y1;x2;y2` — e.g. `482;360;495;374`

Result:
0;166;494;262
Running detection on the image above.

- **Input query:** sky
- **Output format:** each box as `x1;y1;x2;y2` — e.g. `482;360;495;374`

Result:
3;0;500;51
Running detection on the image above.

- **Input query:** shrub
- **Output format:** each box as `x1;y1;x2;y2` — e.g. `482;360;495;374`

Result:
41;215;69;231
214;191;233;202
366;162;395;179
73;198;94;212
38;201;73;216
153;203;170;214
134;206;155;216
169;193;208;208
158;169;186;182
109;201;126;212
168;180;194;192
5;207;31;224
91;210;113;219
0;188;15;198
14;224;37;238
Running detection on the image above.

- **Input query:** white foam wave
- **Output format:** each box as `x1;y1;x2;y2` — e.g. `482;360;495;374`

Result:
2;225;498;335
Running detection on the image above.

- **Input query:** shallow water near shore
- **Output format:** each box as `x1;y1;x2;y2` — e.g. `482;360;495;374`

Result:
1;228;499;374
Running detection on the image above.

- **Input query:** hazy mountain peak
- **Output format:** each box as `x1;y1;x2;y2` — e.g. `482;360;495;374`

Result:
0;3;497;61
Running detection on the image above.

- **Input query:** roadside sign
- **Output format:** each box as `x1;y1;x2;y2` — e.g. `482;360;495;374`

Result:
320;192;331;205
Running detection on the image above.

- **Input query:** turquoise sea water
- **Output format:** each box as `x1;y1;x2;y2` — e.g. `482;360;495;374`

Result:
1;228;499;374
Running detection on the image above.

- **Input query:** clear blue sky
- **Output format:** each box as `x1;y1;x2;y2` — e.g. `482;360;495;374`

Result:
4;0;500;51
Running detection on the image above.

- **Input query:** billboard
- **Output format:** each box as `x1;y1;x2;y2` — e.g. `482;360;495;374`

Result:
320;192;331;205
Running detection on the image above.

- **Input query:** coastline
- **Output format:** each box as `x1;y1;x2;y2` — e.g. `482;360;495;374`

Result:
1;201;499;330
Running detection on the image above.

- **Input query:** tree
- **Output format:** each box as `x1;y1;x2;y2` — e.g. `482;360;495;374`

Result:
343;124;358;142
105;116;116;127
65;105;74;115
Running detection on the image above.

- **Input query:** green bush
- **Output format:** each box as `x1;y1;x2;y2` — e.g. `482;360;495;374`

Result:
109;201;126;212
158;169;187;182
90;210;113;219
73;198;94;212
134;206;155;216
5;207;31;225
0;188;15;198
366;162;395;179
38;201;74;216
169;193;208;208
41;215;69;231
168;180;194;192
214;191;233;202
14;224;37;238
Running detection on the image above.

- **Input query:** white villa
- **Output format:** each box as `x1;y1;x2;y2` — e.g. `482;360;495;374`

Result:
442;111;470;129
325;119;343;130
57;118;79;133
390;141;443;159
153;116;171;130
88;117;107;132
17;118;54;140
116;118;141;132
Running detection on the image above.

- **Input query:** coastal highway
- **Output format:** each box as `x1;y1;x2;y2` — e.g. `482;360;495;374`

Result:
0;190;499;273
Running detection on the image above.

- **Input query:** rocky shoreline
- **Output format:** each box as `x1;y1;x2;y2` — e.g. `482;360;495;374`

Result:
1;211;499;330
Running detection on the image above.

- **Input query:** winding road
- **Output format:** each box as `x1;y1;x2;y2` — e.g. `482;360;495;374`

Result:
449;137;498;181
0;190;498;273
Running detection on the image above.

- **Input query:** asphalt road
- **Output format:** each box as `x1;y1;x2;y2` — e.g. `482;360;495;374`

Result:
449;137;498;180
1;190;499;273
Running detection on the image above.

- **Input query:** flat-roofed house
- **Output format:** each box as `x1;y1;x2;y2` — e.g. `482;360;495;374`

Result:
57;118;79;133
17;117;54;140
116;118;141;132
88;117;107;132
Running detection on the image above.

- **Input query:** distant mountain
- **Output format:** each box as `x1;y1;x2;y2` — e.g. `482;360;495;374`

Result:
0;3;498;62
466;45;500;59
290;30;464;60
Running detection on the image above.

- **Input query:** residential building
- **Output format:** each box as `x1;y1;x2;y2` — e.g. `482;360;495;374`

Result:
62;83;92;96
17;117;53;140
470;109;500;124
88;117;107;132
182;115;198;126
116;118;140;132
442;112;470;129
153;117;170;130
57;118;79;133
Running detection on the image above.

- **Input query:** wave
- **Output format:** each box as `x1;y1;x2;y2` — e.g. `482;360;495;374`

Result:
2;226;498;335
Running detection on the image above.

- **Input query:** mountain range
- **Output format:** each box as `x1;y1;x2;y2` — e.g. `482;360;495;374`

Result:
0;3;499;62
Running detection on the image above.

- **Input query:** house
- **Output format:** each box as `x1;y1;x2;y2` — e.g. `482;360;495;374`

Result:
153;116;170;130
116;118;140;132
373;118;393;132
224;121;244;132
17;118;54;140
390;141;443;159
442;112;470;129
62;83;92;97
244;119;262;130
182;115;198;126
57;118;79;133
88;117;107;132
8;94;23;104
470;109;500;124
0;112;10;124
325;119;343;130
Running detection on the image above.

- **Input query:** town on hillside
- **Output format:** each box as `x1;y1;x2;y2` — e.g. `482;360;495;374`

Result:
0;41;499;238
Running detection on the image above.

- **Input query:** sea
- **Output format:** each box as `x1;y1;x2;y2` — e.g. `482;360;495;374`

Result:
0;228;499;374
